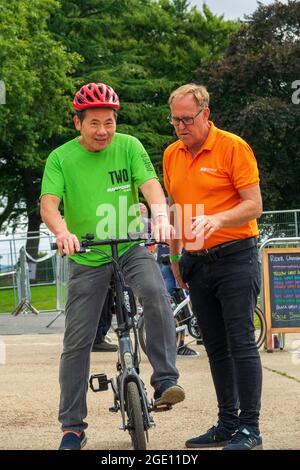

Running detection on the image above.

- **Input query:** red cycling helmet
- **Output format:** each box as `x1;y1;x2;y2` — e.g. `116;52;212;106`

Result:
73;82;120;110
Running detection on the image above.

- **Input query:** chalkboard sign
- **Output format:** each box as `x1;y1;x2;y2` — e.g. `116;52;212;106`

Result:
263;248;300;351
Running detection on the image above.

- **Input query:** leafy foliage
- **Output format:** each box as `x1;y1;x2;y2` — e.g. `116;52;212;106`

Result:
48;0;237;173
0;0;80;240
198;0;300;210
0;0;237;237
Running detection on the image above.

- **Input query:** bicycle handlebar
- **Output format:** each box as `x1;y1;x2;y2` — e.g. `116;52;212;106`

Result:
50;233;167;252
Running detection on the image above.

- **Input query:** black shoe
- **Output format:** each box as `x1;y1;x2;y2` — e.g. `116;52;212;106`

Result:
185;423;236;448
223;426;263;450
92;340;118;352
59;431;87;450
153;380;185;408
177;345;199;357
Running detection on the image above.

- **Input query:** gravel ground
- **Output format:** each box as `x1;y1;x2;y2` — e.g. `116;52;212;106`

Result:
1;321;300;451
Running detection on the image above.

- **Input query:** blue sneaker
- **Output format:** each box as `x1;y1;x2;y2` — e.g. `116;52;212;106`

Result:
223;426;263;450
59;431;87;450
185;422;236;448
153;380;185;408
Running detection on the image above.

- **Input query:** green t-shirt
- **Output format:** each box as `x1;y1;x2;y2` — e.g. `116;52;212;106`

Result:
41;133;157;266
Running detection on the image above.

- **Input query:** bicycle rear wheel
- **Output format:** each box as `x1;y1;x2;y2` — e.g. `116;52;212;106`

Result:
253;306;267;349
137;316;147;355
126;381;146;450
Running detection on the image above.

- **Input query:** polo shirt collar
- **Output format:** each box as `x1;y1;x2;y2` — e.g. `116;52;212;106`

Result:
200;121;217;152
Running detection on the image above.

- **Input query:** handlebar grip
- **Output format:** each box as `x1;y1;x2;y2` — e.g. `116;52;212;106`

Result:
50;242;86;254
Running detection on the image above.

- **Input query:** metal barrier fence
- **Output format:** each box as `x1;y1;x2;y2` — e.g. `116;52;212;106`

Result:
56;253;69;313
46;253;69;327
0;231;56;286
0;231;56;313
258;210;300;242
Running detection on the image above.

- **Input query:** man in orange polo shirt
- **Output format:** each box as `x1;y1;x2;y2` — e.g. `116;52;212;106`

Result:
164;83;263;450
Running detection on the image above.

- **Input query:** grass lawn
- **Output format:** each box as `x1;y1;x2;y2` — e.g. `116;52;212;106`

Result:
0;285;57;313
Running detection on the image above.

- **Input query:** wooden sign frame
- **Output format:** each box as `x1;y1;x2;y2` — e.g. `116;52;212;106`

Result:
263;247;300;351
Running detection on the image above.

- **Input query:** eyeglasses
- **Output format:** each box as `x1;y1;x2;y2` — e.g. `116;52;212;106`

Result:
169;108;203;127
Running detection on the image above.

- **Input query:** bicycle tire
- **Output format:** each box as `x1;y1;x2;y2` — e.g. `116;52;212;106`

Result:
186;314;203;341
137;316;147;355
126;381;146;450
137;315;183;356
253;306;267;349
184;306;266;349
173;294;202;341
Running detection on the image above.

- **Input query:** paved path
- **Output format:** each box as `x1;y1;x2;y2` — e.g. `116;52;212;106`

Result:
0;312;65;335
0;313;300;450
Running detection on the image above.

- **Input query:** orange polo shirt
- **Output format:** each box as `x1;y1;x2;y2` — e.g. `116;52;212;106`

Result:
163;121;259;251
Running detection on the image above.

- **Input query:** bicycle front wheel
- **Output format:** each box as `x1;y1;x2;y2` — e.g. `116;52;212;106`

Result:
253;306;267;349
126;381;146;450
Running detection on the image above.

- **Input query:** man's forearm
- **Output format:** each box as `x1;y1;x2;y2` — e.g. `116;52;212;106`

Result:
41;202;68;236
216;184;262;228
140;179;168;217
41;196;80;255
170;239;183;256
217;199;262;228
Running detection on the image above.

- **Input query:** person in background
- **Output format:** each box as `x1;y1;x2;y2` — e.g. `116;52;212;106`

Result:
139;202;151;237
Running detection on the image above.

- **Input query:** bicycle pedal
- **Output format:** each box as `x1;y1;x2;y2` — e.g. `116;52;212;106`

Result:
89;373;110;392
153;403;173;412
109;405;119;413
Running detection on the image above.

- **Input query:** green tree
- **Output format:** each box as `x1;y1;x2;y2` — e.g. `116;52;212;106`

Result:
198;0;300;210
0;0;237;244
0;0;80;255
48;0;237;176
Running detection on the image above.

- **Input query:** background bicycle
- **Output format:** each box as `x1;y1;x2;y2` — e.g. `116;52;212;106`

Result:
137;287;202;357
137;288;267;355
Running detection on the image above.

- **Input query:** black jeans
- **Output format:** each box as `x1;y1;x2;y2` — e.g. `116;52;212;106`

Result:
180;246;262;432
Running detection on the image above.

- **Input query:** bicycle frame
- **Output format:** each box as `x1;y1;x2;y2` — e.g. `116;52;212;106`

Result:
173;294;192;321
51;234;157;446
79;235;155;434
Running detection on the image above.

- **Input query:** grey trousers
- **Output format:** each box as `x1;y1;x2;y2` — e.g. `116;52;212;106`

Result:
59;244;178;431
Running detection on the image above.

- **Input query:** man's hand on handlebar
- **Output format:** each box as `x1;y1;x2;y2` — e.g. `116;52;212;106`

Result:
55;230;80;256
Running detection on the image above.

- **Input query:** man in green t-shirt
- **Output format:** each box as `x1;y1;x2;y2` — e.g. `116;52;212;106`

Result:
40;82;185;450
